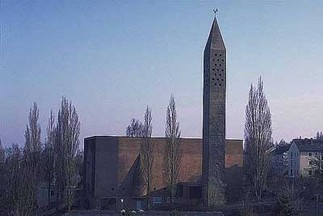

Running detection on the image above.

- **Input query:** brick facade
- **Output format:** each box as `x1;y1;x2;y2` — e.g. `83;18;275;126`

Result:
84;136;243;210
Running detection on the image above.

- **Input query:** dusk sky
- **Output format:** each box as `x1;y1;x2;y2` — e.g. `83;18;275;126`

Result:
1;1;323;148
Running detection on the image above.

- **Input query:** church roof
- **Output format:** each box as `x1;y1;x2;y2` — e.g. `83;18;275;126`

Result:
206;17;226;50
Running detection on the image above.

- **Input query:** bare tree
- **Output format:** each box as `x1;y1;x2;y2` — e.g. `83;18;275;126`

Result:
0;138;6;213
244;77;272;201
0;138;4;164
163;94;182;205
24;102;42;212
25;102;41;153
42;110;55;206
140;106;153;210
54;97;80;211
6;144;34;216
126;118;144;137
316;131;323;140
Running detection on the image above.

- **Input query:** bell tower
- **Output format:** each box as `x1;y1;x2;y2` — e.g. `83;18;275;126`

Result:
202;16;226;207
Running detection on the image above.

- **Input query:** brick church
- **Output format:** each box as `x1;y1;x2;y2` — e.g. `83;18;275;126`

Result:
84;17;243;210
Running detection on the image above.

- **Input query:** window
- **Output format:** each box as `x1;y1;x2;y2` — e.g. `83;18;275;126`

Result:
309;161;313;165
290;152;293;159
290;169;293;176
50;190;55;197
153;197;162;204
309;170;313;176
309;152;312;156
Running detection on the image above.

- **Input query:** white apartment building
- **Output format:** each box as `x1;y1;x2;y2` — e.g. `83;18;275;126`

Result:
288;138;323;178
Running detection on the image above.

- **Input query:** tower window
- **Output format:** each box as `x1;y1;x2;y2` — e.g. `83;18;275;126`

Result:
215;64;217;66
222;79;224;81
212;59;215;61
212;78;214;81
217;59;219;61
219;64;221;66
219;84;222;86
217;69;219;71
215;54;217;56
219;54;222;56
212;68;215;71
217;78;219;81
222;59;224;62
219;74;222;76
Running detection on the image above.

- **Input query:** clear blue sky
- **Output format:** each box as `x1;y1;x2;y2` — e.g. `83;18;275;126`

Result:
1;1;323;148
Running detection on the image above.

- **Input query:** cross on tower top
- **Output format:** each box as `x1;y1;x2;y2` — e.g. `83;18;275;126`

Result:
213;9;219;17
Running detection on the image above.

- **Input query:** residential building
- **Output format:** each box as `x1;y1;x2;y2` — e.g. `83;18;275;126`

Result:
288;138;323;177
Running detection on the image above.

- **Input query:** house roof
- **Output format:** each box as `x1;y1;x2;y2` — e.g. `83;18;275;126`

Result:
292;138;323;152
274;144;291;155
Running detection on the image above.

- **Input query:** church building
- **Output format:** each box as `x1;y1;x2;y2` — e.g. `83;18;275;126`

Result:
84;17;243;210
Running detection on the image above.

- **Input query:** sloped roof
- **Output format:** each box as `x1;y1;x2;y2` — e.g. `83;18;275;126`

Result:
293;138;323;152
205;17;226;51
274;144;291;155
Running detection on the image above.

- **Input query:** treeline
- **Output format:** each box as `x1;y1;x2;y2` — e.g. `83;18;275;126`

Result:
0;97;82;215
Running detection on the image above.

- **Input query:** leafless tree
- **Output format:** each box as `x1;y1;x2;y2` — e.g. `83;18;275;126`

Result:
316;131;323;140
54;97;80;211
126;118;143;137
42;110;55;206
24;102;42;212
6;144;34;216
0;138;4;164
244;77;272;201
0;138;6;213
140;106;153;210
163;94;182;205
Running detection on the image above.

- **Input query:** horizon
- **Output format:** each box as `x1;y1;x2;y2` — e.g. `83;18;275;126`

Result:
1;1;323;148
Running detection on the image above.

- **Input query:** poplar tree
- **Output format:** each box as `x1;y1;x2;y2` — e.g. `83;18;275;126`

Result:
140;106;153;210
244;77;272;201
164;94;181;205
24;102;42;213
54;97;80;211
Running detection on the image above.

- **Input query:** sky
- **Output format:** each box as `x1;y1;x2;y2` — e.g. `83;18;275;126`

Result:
1;1;323;148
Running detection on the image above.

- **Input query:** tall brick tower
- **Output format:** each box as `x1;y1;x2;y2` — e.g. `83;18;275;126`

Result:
202;16;226;207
